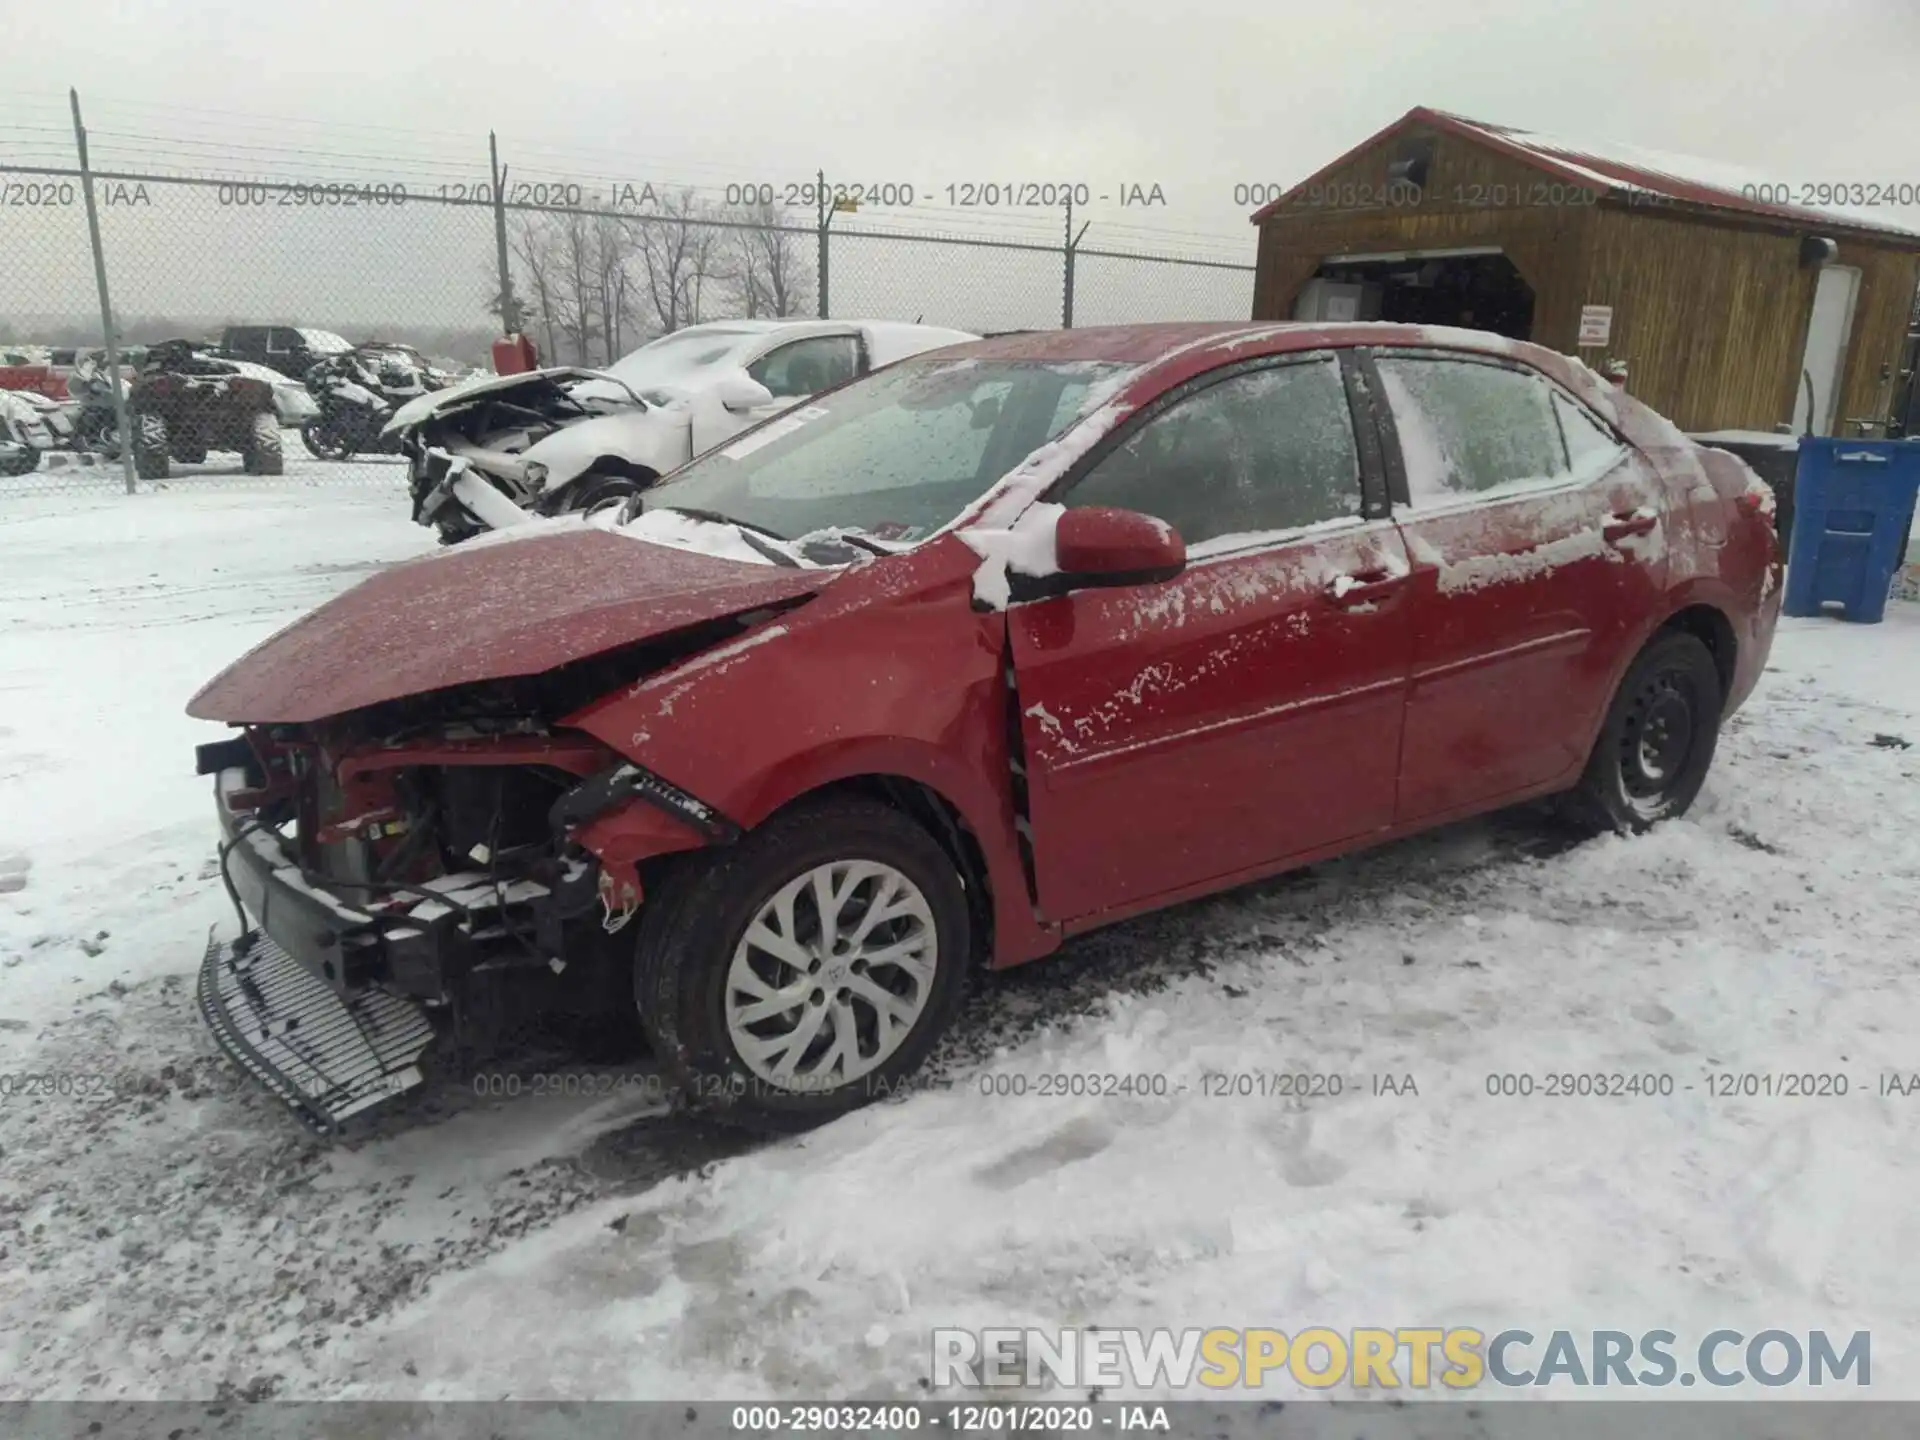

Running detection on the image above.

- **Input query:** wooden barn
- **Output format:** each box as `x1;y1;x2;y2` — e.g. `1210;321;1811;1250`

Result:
1250;107;1920;438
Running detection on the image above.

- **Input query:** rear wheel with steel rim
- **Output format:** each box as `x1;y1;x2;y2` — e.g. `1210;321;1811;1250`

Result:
1564;630;1722;834
634;796;970;1130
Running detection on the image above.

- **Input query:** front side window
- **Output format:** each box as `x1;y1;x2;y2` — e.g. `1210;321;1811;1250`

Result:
639;358;1132;543
750;335;861;399
1376;356;1571;507
1552;390;1628;473
1063;357;1363;547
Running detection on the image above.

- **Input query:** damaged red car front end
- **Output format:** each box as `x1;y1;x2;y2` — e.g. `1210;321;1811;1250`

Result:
191;323;1780;1137
189;525;837;1131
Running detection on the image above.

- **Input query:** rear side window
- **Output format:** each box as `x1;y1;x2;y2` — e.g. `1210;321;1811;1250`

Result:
1064;358;1362;547
1376;357;1570;507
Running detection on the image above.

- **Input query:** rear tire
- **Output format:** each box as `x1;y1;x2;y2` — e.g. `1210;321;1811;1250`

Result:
301;417;353;461
132;412;169;480
243;412;284;475
78;412;120;458
634;797;971;1132
1563;631;1722;834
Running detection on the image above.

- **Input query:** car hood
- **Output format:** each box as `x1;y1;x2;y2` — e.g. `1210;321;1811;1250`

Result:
523;405;693;488
383;367;633;434
186;526;832;724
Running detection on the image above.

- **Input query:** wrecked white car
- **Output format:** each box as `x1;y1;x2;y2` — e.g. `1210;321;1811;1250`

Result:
386;319;976;543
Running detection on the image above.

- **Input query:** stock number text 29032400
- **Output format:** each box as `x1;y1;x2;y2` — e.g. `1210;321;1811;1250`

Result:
215;182;410;207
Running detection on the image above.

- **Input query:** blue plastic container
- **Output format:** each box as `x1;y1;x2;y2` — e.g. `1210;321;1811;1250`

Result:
1780;437;1920;623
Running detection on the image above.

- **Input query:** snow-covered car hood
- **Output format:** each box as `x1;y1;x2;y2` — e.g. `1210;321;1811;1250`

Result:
186;526;833;725
383;367;633;435
522;405;693;489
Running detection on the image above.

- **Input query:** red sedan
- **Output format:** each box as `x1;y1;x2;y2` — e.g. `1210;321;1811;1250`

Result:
187;322;1782;1133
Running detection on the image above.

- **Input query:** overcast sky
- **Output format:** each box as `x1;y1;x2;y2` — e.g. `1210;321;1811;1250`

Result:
10;0;1920;246
3;0;1917;346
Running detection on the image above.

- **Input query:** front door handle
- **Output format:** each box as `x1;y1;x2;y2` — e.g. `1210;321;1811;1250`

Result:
1602;510;1659;542
1323;569;1409;607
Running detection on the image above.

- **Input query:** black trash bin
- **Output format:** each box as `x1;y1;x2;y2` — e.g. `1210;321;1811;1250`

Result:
1689;432;1800;549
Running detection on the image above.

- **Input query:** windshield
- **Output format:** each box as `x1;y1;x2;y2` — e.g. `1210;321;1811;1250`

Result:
638;357;1132;543
604;328;761;390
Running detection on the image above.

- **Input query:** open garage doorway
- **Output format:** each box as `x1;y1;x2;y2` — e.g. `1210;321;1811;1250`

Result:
1292;248;1536;341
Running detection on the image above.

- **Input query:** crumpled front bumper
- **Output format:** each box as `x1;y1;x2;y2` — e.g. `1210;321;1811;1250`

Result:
200;768;438;1133
198;928;435;1134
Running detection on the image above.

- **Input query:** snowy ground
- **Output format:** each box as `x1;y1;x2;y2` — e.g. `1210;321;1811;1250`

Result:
2;479;1919;1403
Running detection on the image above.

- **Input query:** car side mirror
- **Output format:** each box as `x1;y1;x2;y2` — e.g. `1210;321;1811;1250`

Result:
1053;506;1186;585
715;373;775;413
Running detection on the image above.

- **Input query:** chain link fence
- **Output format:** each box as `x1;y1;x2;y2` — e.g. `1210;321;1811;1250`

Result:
1;156;1252;500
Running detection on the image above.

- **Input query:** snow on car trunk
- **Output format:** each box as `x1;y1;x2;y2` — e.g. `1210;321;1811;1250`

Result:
1;487;1918;1400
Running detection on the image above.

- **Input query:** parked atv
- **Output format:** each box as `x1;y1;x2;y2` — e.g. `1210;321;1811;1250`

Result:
128;340;284;480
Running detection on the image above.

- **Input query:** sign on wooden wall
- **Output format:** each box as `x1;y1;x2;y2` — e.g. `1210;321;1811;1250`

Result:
1578;304;1614;347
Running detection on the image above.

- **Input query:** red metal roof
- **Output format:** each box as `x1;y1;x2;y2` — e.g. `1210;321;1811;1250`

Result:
1251;106;1920;244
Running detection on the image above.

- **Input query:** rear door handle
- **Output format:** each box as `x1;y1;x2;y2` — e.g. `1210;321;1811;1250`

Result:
1602;511;1659;542
1323;569;1409;607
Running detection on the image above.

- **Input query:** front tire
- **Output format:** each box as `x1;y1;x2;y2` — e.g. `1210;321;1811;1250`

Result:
1564;631;1722;834
132;411;169;480
243;412;284;475
635;797;971;1131
552;471;648;520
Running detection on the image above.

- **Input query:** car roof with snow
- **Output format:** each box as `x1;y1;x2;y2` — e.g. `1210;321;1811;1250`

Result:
937;320;1533;364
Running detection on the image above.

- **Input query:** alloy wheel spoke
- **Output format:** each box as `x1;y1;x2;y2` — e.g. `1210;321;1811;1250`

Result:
766;1002;832;1083
846;972;919;1034
743;917;814;974
732;976;816;1025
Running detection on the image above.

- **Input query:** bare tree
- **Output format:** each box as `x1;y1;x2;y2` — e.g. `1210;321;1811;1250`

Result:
634;188;719;335
591;212;646;363
506;215;562;363
549;211;604;364
723;200;812;318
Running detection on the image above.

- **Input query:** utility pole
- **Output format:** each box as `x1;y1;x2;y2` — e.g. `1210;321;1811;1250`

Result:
490;132;520;335
69;89;134;494
816;169;831;319
1062;198;1090;330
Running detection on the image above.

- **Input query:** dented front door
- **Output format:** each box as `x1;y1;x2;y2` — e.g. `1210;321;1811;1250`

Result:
1005;354;1417;924
1007;522;1415;923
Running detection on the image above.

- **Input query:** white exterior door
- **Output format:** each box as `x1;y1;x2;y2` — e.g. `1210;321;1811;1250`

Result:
1792;264;1861;436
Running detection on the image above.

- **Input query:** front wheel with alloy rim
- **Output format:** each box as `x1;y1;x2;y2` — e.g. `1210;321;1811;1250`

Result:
1564;630;1723;834
634;796;971;1131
